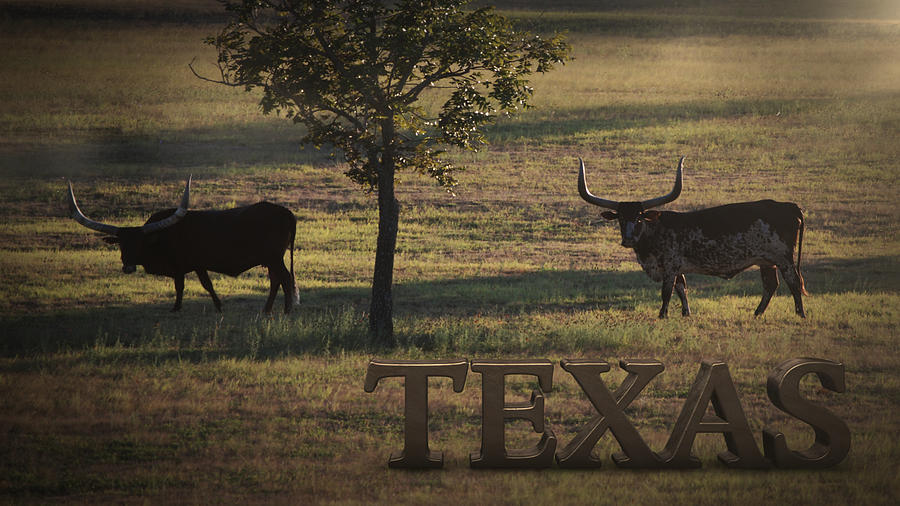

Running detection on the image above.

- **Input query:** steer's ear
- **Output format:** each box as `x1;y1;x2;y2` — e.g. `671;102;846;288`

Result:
601;211;618;220
643;210;661;222
102;236;120;244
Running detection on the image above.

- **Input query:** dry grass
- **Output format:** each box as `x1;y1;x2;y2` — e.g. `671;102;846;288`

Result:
0;1;898;504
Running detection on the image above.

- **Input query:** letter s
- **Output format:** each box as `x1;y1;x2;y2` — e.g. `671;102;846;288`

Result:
763;358;851;468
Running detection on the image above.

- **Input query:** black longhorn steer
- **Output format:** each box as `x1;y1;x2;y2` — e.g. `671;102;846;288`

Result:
578;157;807;318
67;177;297;313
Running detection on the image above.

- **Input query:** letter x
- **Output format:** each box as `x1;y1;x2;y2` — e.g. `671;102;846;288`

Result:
557;359;665;468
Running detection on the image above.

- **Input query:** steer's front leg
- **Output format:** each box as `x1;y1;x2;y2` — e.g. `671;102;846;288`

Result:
172;273;185;312
674;274;691;317
659;276;676;319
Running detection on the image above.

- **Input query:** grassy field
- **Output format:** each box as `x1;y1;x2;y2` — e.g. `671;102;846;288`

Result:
1;0;898;503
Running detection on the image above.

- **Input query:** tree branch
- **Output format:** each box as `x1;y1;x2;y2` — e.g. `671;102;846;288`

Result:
188;57;244;87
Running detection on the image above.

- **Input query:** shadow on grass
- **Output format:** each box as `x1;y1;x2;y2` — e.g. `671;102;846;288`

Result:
6;92;892;180
1;254;895;361
505;10;900;38
483;97;832;143
397;253;898;308
6;2;894;38
7;92;878;179
0;124;335;179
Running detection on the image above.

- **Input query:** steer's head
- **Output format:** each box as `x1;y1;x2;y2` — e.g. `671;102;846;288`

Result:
578;157;683;248
66;178;191;273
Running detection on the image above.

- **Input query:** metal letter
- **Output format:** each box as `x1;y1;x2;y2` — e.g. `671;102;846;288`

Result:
364;359;468;468
659;361;769;469
557;359;667;468
470;360;557;468
762;358;851;468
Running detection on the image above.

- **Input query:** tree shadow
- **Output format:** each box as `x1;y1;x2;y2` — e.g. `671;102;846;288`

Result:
1;254;894;360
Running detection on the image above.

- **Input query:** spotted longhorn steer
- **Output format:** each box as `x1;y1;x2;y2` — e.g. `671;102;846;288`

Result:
578;157;807;318
67;177;297;313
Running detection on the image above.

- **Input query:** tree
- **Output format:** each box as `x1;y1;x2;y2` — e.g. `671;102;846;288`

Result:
195;0;569;346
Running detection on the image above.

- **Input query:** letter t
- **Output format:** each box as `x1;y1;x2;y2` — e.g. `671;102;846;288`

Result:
364;359;468;468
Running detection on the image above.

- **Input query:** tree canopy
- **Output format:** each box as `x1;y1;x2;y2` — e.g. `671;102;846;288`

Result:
197;0;570;345
200;0;568;190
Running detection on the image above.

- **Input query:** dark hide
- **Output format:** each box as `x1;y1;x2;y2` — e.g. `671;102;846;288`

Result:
108;202;297;313
602;199;807;318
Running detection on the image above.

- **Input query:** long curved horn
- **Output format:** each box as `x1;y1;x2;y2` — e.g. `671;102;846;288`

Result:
577;157;619;210
67;181;120;236
141;175;191;234
640;156;683;210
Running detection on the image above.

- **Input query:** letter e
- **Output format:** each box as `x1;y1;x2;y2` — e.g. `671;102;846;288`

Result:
470;360;557;468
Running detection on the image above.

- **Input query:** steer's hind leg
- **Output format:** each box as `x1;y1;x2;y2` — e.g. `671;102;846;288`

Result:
674;274;691;316
263;269;279;314
778;263;807;318
196;270;222;312
280;267;295;314
172;273;185;312
263;262;292;314
755;266;779;317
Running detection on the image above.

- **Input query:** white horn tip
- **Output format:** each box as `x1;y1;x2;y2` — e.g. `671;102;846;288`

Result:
66;180;78;211
178;175;191;210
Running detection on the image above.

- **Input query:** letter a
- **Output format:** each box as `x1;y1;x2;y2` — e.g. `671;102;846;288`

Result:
659;361;769;469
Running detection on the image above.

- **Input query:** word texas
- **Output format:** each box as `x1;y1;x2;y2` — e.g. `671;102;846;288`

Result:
364;358;849;470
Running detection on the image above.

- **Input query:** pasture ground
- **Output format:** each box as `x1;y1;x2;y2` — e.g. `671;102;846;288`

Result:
0;1;898;504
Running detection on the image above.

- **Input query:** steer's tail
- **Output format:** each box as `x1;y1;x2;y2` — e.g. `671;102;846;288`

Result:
290;215;299;302
796;212;808;295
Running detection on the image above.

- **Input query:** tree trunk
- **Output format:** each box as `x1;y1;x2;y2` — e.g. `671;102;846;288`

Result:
370;122;399;347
